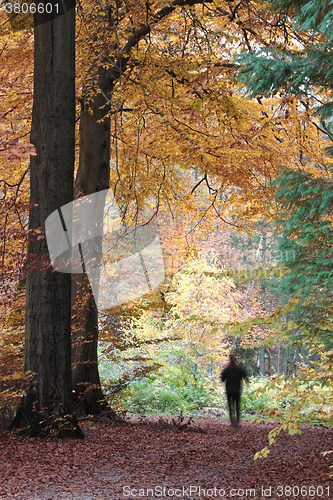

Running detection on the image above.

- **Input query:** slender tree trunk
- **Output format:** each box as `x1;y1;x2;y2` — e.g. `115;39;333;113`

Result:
9;6;83;437
292;346;299;376
260;230;267;376
260;348;265;376
244;235;264;374
283;346;288;376
71;67;117;416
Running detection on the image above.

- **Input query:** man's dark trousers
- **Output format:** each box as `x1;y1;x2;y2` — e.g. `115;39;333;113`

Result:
227;392;240;428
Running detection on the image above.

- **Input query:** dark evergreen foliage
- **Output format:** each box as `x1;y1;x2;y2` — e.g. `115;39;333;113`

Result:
271;167;333;346
235;0;333;119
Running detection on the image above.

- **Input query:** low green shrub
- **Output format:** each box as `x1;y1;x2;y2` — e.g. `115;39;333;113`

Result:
241;384;271;415
123;377;216;414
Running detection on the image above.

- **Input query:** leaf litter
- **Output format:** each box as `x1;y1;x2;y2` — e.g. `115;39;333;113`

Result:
0;416;331;500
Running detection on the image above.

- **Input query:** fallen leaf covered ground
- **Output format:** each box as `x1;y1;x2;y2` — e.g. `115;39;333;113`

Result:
0;416;332;500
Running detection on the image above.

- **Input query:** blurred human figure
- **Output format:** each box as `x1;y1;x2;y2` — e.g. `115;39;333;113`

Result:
220;353;248;430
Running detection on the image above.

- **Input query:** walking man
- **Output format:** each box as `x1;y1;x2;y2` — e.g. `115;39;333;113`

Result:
220;353;248;430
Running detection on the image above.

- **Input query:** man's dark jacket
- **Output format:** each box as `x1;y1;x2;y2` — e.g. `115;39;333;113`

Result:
220;362;248;395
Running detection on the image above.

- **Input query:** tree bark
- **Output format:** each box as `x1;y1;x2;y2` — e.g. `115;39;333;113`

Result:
260;231;267;377
283;346;288;376
9;6;83;438
71;67;116;416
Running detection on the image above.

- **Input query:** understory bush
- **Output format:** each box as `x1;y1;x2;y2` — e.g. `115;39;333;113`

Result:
99;340;331;419
98;341;275;416
124;377;215;414
98;339;222;415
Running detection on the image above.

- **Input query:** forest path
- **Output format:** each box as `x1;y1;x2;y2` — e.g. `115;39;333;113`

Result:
0;417;331;500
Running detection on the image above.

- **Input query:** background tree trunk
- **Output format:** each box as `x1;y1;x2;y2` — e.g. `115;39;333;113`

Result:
9;6;83;438
283;346;289;376
260;230;267;376
71;67;116;416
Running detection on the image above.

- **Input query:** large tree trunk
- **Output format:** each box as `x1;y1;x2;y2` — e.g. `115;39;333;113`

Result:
71;67;116;416
9;6;83;438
